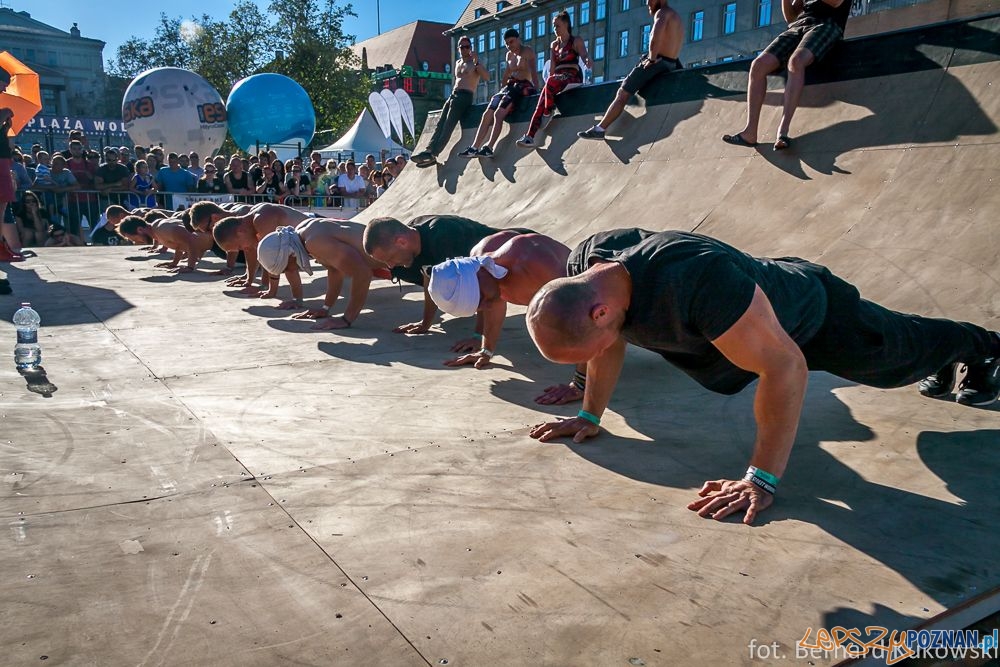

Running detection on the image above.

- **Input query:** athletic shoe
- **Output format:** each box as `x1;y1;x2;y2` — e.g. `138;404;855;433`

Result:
0;242;24;263
918;363;957;398
516;135;535;148
955;358;1000;406
458;146;479;158
578;126;606;140
476;146;494;158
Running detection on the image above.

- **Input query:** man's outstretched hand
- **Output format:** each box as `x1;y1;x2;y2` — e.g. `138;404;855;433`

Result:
450;336;481;353
393;321;431;334
534;383;584;405
444;352;492;369
529;416;599;444
687;479;773;525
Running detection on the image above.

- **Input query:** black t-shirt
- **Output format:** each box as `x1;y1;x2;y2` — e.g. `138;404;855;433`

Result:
568;229;828;394
96;163;130;187
391;215;502;286
285;173;311;194
258;174;283;197
197;176;226;193
226;171;250;190
802;0;853;31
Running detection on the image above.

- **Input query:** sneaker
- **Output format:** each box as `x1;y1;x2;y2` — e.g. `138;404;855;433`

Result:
515;135;535;148
955;358;1000;406
476;146;494;158
918;363;957;398
458;146;479;158
578;126;606;140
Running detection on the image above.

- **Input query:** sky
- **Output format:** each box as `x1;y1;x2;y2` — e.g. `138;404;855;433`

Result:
13;0;469;66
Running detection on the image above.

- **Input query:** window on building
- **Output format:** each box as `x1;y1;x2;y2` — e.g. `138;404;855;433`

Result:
567;6;575;26
478;34;486;52
594;75;605;83
618;29;629;57
757;0;772;26
497;1;506;10
537;15;546;36
489;30;497;50
581;1;591;24
691;11;704;41
594;35;605;59
621;0;630;10
26;49;36;62
524;18;533;39
536;51;545;72
641;24;651;52
475;8;487;18
723;2;737;34
41;88;58;114
597;0;607;20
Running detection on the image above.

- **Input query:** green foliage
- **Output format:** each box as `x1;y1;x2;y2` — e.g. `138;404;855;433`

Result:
105;0;366;152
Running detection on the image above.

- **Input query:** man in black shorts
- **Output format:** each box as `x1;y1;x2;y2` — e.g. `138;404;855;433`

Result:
723;0;852;150
579;0;685;140
526;229;1000;525
458;29;538;159
363;215;522;334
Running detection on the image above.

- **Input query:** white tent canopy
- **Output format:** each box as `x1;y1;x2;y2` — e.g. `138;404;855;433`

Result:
316;109;408;161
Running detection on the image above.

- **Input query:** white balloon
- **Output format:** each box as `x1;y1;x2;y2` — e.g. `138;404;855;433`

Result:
122;67;227;157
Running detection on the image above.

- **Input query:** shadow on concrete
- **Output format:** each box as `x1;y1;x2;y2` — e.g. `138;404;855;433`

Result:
19;366;58;397
533;366;999;611
0;264;135;326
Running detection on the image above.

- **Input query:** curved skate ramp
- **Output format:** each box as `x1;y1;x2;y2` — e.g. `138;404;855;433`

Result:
362;14;1000;327
1;13;999;667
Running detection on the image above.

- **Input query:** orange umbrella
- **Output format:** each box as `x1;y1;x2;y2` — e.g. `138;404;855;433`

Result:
0;51;42;136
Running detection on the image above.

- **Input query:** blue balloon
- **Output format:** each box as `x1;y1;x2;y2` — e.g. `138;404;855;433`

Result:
226;74;316;153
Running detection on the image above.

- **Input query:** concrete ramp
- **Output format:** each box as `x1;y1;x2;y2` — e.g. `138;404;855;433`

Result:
364;15;1000;325
1;14;999;667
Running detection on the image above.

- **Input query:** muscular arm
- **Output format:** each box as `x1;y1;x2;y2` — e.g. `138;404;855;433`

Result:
687;285;808;524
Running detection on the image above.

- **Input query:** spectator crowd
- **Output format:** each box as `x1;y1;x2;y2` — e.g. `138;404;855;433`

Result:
4;127;409;251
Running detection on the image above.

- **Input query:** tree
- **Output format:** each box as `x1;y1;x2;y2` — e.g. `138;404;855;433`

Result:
265;0;368;145
105;0;367;153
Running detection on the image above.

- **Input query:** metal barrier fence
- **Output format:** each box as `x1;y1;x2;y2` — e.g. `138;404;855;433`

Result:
19;188;372;241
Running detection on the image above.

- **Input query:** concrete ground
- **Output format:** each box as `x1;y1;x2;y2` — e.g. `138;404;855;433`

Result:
1;244;997;666
3;14;1000;667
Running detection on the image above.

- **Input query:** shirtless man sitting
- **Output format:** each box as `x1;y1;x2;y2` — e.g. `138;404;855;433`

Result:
118;215;216;273
458;29;538;159
578;0;684;139
256;219;388;328
411;36;490;167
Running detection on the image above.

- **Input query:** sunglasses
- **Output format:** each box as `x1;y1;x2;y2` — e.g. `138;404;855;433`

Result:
205;169;217;173
459;44;471;49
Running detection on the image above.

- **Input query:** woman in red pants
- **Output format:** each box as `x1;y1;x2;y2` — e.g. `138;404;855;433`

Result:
516;10;591;149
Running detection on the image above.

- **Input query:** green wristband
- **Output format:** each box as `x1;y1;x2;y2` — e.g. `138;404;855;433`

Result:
746;465;780;486
577;410;601;426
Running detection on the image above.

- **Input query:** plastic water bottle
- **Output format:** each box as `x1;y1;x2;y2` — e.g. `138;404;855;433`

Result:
13;302;41;370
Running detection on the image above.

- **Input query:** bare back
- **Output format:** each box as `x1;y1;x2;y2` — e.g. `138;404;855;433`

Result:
652;6;684;60
296;218;384;271
252;204;315;239
491;233;570;306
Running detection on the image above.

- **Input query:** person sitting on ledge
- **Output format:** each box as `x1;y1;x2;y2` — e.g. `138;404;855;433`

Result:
578;0;684;140
458;29;537;159
722;0;852;150
516;11;591;149
526;228;1000;525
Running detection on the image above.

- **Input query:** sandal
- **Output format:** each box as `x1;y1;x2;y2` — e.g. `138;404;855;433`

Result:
773;135;792;150
722;132;758;148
